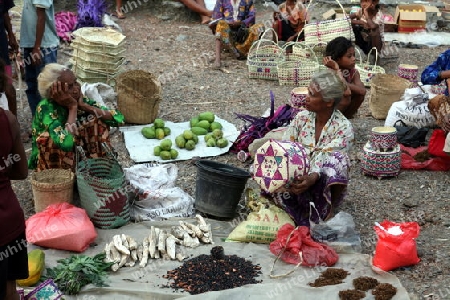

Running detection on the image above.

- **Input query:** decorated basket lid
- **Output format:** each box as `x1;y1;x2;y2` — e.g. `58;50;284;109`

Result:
253;139;310;193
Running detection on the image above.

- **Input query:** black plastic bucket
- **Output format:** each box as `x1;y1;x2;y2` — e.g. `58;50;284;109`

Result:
195;159;251;219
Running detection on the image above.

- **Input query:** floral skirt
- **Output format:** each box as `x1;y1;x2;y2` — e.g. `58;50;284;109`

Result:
35;116;112;172
215;21;265;58
266;151;350;226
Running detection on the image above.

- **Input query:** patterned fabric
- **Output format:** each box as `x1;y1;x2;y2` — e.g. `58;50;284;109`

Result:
282;109;354;174
215;21;264;57
258;109;354;226
421;49;450;96
212;0;255;27
270;151;350;226
253;140;310;193
28;97;124;170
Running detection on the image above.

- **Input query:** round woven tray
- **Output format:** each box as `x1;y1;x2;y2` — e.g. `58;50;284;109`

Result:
31;169;75;213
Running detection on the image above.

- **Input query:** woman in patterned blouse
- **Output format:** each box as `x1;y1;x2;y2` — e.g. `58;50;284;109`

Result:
269;69;354;226
28;64;124;171
209;0;264;69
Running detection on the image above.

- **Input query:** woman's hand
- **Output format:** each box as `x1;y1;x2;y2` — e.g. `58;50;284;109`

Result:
50;81;77;108
286;173;319;195
323;56;339;71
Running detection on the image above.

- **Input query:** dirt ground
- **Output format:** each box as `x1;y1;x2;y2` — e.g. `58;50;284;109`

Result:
12;1;450;299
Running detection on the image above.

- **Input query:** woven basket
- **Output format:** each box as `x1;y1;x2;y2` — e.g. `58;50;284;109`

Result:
31;169;75;213
116;70;162;124
277;42;320;86
356;47;385;87
304;0;354;44
76;147;130;229
369;74;411;119
293;40;327;63
361;141;401;178
247;28;283;81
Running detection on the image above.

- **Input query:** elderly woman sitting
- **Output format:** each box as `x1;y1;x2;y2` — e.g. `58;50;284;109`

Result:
261;69;354;226
28;63;124;171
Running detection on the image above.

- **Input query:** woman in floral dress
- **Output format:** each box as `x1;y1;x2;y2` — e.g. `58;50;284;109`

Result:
267;69;354;226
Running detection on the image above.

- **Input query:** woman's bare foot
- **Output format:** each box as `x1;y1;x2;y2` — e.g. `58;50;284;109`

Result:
201;15;212;24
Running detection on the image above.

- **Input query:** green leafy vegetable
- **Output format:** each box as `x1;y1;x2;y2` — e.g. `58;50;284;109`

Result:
43;253;114;295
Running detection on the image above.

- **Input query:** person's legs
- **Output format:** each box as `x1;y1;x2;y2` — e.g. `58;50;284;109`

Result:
1;232;28;300
344;93;365;119
179;0;212;23
24;47;57;117
4;64;17;116
115;0;126;19
213;39;222;69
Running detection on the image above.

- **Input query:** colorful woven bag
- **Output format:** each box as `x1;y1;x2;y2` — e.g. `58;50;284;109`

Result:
252;139;310;193
76;146;130;229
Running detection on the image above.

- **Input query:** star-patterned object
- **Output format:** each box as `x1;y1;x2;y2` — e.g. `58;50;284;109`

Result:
252;139;310;193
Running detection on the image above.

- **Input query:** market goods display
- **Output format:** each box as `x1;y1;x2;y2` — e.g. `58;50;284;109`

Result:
163;246;262;294
372;283;397;300
141;118;171;140
16;249;45;287
102;215;213;271
361;141;401;178
204;129;228;148
189;111;223;134
308;268;349;287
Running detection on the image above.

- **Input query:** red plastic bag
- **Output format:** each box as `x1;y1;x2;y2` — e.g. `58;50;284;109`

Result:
372;220;420;271
400;145;450;171
428;129;450;158
269;224;339;267
26;203;97;252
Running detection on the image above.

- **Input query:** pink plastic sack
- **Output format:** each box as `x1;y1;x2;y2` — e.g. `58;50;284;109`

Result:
26;203;97;252
269;224;339;267
373;220;420;271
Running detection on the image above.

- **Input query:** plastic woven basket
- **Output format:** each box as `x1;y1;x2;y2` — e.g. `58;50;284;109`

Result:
76;154;130;229
116;70;162;124
356;47;385;87
31;169;75;213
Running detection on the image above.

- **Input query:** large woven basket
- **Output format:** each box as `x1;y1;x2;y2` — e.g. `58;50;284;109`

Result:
369;74;411;119
356;47;385;87
247;28;283;81
76;148;130;229
117;70;162;124
304;0;354;44
31;169;75;213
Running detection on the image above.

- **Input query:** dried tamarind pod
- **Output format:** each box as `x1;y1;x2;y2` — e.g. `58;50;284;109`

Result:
154;228;161;259
149;226;157;259
179;221;194;236
166;234;177;260
158;230;167;256
139;237;149;268
184;222;204;239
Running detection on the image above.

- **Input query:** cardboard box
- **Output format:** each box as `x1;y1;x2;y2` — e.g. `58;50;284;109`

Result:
322;8;351;20
394;4;426;33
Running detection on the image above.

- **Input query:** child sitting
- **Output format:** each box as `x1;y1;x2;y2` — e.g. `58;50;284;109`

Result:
272;0;307;43
350;0;384;55
323;37;366;119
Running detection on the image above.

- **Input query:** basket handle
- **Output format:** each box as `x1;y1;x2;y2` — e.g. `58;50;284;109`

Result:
366;47;379;67
355;46;364;66
280;41;319;63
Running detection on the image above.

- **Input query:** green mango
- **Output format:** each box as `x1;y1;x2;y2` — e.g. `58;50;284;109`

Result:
198;112;215;123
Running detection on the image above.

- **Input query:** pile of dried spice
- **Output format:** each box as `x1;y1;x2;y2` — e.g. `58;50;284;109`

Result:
372;283;397;300
309;268;350;287
163;246;262;294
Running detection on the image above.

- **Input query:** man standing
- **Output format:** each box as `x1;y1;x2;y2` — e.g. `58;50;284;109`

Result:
1;0;19;116
20;0;58;117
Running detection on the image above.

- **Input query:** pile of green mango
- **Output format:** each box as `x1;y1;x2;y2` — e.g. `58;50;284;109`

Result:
204;129;228;148
189;112;223;136
141;118;171;140
175;130;198;151
154;139;178;160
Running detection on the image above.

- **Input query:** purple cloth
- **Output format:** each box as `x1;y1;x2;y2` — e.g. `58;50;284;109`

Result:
212;0;255;27
421;49;450;96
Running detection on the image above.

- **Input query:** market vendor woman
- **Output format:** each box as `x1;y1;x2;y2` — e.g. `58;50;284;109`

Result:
28;63;124;171
263;69;354;226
